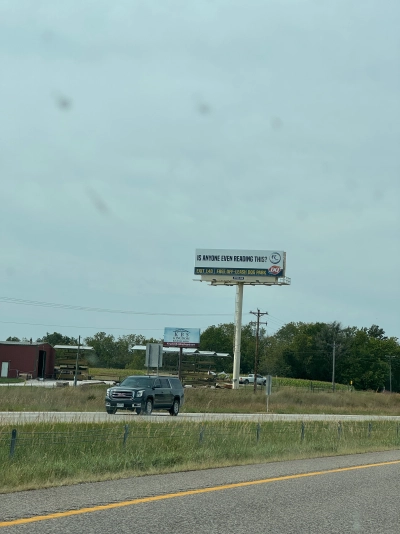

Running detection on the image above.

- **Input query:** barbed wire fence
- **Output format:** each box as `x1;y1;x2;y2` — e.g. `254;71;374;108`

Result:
2;421;400;461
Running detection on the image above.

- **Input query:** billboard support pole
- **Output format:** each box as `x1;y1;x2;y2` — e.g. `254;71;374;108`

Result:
178;347;183;381
232;283;244;390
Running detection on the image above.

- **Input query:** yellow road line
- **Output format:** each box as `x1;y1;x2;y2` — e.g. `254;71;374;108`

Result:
1;459;400;528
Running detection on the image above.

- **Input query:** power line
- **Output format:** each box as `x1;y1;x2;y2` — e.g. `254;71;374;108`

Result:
264;318;284;328
0;296;233;317
0;320;164;332
0;317;283;334
267;314;291;327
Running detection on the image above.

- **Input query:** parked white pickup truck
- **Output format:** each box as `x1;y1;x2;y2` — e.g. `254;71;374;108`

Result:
239;374;267;385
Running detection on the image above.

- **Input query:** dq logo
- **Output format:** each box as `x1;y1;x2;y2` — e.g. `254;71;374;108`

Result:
268;265;281;275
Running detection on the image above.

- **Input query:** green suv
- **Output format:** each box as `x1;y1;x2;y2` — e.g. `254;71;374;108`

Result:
105;375;184;416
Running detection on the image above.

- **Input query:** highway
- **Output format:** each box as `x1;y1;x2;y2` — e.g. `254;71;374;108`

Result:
1;450;400;532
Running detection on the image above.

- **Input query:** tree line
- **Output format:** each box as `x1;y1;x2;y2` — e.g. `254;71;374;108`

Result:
6;321;400;391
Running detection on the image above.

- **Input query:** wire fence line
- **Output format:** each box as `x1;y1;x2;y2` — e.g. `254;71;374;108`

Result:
2;421;400;460
271;383;351;393
237;382;351;393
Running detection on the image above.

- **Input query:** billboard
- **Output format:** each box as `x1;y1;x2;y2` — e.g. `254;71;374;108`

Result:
163;327;200;348
194;249;286;279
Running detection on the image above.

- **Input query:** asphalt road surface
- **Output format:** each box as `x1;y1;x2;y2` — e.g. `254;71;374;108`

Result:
1;450;400;533
2;411;400;424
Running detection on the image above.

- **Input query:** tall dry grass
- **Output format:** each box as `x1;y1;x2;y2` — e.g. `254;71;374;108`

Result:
2;383;400;415
1;419;400;493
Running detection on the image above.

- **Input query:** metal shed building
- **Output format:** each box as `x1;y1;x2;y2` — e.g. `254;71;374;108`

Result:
0;341;55;379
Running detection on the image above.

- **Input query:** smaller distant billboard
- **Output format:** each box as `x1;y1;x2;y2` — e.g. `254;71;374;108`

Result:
163;327;200;348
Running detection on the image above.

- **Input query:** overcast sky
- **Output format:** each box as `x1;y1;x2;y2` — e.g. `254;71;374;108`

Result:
0;0;399;343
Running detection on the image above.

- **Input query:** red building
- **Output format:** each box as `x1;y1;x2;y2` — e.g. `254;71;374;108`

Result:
0;341;56;379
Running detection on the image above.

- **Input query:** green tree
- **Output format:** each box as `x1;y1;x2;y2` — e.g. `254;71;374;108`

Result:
199;323;258;374
314;321;351;383
238;323;257;374
367;324;387;340
36;332;78;346
83;332;161;369
264;322;306;377
337;326;395;390
84;332;118;368
266;322;329;380
261;321;399;390
116;334;161;369
350;331;386;390
199;323;235;373
127;335;162;369
384;338;400;392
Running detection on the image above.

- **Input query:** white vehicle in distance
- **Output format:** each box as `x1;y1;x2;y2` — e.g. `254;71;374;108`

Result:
239;374;267;385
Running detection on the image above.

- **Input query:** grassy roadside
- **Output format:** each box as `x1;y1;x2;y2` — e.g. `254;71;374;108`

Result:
1;419;400;493
2;383;400;493
88;369;350;391
2;384;400;415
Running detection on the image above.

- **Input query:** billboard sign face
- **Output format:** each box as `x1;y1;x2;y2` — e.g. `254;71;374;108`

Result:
194;249;285;279
163;327;200;348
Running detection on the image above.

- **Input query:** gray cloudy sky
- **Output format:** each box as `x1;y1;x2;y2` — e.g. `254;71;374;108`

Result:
0;0;399;342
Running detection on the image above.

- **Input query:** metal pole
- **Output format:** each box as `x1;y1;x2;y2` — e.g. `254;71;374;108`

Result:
253;309;260;393
9;429;17;458
232;283;244;390
178;347;183;381
332;340;336;392
74;335;81;387
389;355;392;393
123;424;129;446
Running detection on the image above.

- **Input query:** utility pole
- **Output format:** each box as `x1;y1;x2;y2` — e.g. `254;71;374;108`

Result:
249;309;268;393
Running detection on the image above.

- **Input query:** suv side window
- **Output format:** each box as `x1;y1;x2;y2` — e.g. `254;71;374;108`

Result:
160;378;170;388
153;378;161;388
169;378;182;388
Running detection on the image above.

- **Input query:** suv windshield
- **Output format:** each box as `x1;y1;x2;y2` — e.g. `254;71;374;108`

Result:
119;377;154;388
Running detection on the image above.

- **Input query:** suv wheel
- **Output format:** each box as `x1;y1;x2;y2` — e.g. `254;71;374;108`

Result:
106;407;117;415
142;398;153;415
169;398;180;416
244;379;249;385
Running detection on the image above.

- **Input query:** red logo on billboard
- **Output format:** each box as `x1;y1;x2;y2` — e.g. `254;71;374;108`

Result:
268;265;281;275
